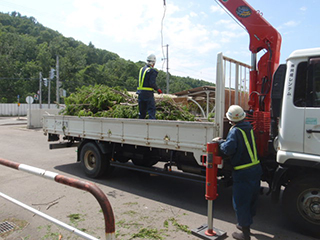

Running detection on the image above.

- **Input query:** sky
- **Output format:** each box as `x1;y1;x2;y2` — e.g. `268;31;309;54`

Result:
1;0;320;84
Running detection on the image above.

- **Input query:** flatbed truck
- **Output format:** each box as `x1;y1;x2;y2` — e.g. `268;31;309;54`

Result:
43;0;320;237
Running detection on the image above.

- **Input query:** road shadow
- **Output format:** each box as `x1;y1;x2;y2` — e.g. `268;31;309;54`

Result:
54;162;317;240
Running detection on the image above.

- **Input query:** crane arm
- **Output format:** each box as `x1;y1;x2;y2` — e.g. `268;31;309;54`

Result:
218;0;281;112
217;0;282;157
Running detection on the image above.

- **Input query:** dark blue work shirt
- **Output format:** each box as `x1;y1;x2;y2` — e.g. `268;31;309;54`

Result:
137;65;159;98
219;121;256;169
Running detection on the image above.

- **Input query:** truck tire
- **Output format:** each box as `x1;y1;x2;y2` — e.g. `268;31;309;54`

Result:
282;175;320;237
80;142;108;179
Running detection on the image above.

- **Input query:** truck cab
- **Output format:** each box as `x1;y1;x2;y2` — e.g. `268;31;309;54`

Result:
277;47;320;164
271;47;320;236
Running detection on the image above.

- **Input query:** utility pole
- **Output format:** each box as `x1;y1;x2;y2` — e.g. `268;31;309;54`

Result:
48;77;51;109
39;72;42;109
56;55;60;104
48;68;55;109
165;44;169;94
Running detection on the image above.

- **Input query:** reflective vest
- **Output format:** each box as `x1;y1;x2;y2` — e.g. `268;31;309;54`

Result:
137;67;154;91
234;127;260;170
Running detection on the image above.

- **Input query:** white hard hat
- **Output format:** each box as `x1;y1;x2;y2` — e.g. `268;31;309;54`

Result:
226;105;246;122
147;54;156;64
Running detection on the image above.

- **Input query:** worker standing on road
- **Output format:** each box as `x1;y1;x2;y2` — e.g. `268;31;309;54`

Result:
213;105;262;240
137;54;162;119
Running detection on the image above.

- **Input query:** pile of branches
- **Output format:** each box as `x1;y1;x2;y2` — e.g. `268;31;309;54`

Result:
60;85;195;121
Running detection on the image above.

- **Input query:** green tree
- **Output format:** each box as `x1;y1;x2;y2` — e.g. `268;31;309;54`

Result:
0;11;215;103
37;42;53;73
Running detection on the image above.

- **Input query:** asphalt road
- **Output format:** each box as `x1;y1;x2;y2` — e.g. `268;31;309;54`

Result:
0;118;318;240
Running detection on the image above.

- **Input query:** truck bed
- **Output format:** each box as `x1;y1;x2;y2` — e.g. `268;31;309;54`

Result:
42;115;219;165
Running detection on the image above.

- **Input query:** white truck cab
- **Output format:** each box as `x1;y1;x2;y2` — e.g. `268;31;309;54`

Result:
271;48;320;235
277;48;320;164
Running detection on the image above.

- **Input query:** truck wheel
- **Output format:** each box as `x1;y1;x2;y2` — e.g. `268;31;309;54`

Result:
80;142;108;178
283;175;320;237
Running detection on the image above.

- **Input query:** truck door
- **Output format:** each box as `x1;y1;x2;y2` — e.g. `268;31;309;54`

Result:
304;57;320;156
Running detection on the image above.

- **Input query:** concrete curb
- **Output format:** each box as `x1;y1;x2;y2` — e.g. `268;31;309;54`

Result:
0;118;27;126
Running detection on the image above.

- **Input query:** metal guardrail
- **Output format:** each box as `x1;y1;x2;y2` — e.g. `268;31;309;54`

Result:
0;158;115;240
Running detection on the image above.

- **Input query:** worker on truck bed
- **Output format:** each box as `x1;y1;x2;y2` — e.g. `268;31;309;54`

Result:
213;105;262;240
137;54;162;119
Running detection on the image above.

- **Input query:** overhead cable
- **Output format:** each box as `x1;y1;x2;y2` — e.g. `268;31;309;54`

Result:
161;0;167;71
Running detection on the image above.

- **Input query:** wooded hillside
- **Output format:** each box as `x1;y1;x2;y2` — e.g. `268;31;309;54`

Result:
0;12;214;103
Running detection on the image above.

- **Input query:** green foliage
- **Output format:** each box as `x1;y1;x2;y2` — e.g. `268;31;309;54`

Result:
0;11;215;103
131;228;164;239
155;97;195;121
61;85;195;121
167;217;191;234
67;213;85;226
38;225;60;240
98;104;139;119
61;85;132;116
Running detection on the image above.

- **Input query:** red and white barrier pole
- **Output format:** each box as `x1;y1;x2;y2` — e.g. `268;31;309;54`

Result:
0;158;115;240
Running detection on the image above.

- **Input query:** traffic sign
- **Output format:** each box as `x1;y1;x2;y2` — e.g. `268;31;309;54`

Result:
26;96;34;104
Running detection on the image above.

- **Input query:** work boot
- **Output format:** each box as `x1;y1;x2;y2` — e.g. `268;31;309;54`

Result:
236;224;251;233
232;226;251;240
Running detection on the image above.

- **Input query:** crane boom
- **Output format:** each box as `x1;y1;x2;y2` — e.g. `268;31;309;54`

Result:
217;0;282;157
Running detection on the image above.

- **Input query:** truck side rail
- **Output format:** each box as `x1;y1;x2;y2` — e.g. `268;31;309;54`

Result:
215;52;250;137
43;115;218;165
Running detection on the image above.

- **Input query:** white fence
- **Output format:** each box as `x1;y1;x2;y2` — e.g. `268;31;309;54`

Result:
0;104;59;116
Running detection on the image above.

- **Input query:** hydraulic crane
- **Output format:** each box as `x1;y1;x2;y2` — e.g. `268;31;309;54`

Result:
217;0;282;157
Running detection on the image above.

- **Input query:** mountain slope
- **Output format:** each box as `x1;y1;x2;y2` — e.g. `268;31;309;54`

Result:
0;12;214;103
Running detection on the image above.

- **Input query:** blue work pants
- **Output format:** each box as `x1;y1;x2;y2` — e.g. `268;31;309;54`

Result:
138;93;156;119
232;164;262;227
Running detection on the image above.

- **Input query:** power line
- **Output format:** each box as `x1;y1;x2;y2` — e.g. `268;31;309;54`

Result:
161;0;167;71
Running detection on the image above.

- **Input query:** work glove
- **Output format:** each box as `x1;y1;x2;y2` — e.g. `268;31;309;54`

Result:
212;137;222;142
157;89;163;94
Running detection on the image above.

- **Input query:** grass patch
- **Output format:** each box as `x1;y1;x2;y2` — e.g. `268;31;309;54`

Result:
67;213;85;225
123;210;137;216
116;219;143;229
168;217;191;234
163;220;169;228
131;228;164;240
38;224;61;240
123;202;138;206
67;213;86;232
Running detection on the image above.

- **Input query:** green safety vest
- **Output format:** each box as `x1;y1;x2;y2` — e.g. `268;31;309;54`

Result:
137;67;154;91
234;127;260;170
